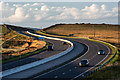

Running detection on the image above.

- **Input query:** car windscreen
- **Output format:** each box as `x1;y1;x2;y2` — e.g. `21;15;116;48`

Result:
81;60;87;63
100;50;104;53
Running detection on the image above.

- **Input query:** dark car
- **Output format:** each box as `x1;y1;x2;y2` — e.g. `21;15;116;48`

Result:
79;59;89;66
47;45;53;51
98;50;105;55
62;42;67;45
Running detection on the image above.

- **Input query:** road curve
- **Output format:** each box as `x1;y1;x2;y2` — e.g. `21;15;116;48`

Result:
34;38;112;79
2;31;70;71
3;31;112;79
3;32;87;79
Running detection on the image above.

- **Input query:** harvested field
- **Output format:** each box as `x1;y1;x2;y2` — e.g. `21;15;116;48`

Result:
1;24;46;61
44;24;119;44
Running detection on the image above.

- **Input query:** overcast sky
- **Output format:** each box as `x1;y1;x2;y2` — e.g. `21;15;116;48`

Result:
0;1;119;28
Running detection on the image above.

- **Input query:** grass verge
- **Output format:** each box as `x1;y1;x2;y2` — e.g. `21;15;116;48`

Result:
2;42;49;64
37;31;119;64
82;39;120;80
38;31;119;63
36;31;119;79
36;31;89;39
84;64;120;80
24;42;88;80
89;39;119;64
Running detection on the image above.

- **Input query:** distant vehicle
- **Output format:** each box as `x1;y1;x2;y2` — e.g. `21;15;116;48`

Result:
98;50;105;55
38;37;44;40
69;34;74;36
79;59;89;66
62;42;67;45
47;45;53;51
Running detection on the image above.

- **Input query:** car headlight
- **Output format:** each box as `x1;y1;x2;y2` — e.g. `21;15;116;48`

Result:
79;63;81;66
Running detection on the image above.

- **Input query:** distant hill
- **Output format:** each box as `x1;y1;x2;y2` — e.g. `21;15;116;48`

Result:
2;24;34;32
42;23;120;44
1;24;11;35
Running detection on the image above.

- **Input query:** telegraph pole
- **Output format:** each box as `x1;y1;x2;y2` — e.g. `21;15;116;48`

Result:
93;25;95;38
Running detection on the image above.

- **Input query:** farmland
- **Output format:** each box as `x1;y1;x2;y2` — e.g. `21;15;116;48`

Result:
44;24;119;44
1;24;46;63
40;23;120;79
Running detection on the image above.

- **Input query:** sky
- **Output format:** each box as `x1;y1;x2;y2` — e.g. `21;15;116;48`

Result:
0;1;119;28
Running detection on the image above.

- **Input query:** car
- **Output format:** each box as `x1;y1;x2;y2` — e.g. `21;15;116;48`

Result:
79;59;89;66
62;42;67;45
98;50;105;55
47;45;53;51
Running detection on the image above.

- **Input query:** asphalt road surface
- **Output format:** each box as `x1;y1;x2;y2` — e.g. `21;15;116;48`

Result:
3;31;112;80
34;38;112;79
2;32;70;71
4;33;86;79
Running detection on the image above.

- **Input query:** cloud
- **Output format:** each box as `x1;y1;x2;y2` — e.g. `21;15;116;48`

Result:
82;4;99;13
47;4;117;21
34;12;48;21
13;4;22;7
0;1;3;11
47;7;81;20
81;4;100;19
101;4;106;11
34;8;38;10
80;4;117;19
0;1;3;23
23;3;30;7
41;5;49;11
34;15;42;21
4;7;29;23
112;7;118;12
29;8;32;11
32;3;39;6
2;3;118;23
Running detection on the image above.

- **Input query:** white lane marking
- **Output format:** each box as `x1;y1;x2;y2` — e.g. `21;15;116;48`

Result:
62;72;65;75
69;69;71;71
54;76;58;78
88;54;97;60
74;67;77;69
72;42;111;80
34;43;90;78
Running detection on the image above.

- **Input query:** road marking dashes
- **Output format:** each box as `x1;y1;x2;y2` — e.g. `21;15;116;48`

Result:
54;76;58;78
89;54;97;60
75;67;77;69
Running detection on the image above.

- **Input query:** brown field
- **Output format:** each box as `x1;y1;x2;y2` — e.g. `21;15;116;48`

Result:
44;24;119;44
1;24;46;60
3;40;46;56
43;24;120;79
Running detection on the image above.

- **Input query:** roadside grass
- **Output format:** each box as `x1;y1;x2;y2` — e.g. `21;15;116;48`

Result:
88;39;119;64
84;64;120;80
38;31;119;64
44;24;119;44
36;31;89;39
83;45;120;80
36;31;120;79
2;25;11;35
37;31;119;64
25;42;88;80
2;42;49;64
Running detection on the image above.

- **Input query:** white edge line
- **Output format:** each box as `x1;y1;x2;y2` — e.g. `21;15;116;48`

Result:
1;31;74;77
72;40;111;80
34;43;89;78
